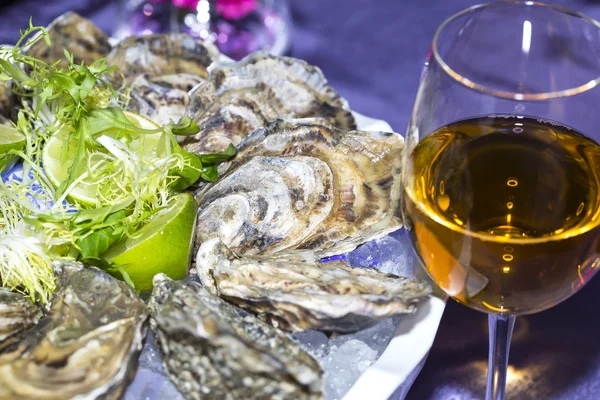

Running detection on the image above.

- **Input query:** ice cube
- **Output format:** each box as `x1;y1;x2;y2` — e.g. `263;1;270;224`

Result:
373;232;415;279
346;240;380;268
322;339;378;400
292;330;330;360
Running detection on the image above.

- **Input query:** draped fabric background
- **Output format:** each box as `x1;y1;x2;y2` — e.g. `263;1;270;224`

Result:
2;1;600;398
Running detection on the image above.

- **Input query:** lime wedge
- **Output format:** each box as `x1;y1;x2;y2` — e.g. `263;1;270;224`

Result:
42;111;160;206
102;192;198;292
0;124;26;173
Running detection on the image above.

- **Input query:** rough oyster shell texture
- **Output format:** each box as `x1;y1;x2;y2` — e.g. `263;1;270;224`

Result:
149;274;323;400
0;289;42;353
25;12;112;67
179;52;357;154
0;262;148;399
126;73;205;126
194;118;404;257
107;33;219;125
196;238;431;332
106;33;219;86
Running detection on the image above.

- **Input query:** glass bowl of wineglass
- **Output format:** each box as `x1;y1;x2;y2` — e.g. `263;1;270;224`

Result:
402;1;600;399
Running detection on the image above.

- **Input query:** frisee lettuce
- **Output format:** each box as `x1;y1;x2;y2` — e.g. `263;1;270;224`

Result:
0;181;58;305
0;18;236;302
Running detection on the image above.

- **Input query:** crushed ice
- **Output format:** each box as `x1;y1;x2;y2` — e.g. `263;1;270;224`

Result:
124;332;183;400
347;230;415;279
124;230;415;400
321;339;378;400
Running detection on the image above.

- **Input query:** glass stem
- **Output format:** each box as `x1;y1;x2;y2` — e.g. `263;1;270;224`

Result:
485;314;516;400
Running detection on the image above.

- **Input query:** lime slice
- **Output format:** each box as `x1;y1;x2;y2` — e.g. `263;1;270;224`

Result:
42;111;160;206
0;124;26;173
102;192;198;292
0;124;25;153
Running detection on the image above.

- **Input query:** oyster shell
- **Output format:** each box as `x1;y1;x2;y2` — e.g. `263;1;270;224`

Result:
195;238;431;332
180;53;356;153
194;118;404;257
25;12;112;67
178;84;291;153
0;289;42;352
149;273;323;400
125;73;205;126
107;34;219;87
0;262;148;399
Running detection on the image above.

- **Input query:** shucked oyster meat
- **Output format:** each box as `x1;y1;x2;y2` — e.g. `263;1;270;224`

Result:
0;262;148;399
125;73;205;126
149;274;323;400
107;33;219;87
25;12;112;67
194;118;404;257
196;238;431;332
180;53;356;153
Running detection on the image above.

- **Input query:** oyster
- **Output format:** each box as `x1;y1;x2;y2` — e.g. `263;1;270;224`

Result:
0;289;42;352
107;34;219;86
179;85;291;153
0;262;148;399
25;12;112;67
125;73;205;126
149;273;323;400
196;238;431;332
194;118;404;257
180;53;356;153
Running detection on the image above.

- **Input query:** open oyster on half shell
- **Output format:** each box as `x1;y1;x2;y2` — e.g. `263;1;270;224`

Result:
194;118;404;257
149;274;323;400
195;238;431;332
179;52;356;153
0;262;148;399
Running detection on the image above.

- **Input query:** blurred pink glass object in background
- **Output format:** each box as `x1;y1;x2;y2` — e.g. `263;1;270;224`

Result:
112;0;290;60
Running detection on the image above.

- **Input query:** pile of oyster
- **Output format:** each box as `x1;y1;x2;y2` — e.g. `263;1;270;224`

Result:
0;12;432;400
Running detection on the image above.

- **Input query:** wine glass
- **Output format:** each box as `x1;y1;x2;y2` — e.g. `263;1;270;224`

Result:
402;2;600;399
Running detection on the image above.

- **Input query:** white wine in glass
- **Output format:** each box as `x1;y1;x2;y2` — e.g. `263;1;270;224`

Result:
402;2;600;399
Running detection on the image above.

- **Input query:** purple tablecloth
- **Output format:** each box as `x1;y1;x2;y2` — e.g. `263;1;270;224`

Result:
2;0;600;398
